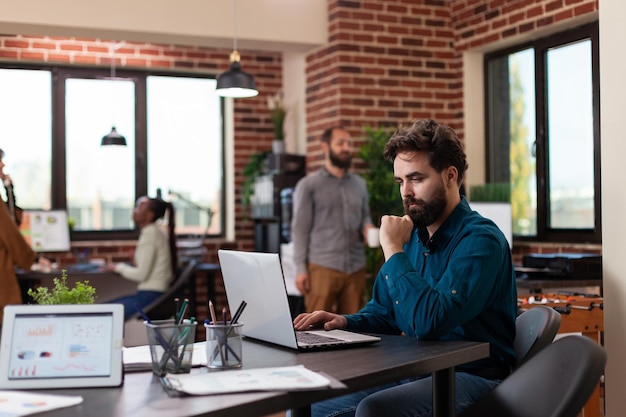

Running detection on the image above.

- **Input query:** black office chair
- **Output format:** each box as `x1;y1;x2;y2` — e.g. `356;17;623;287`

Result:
458;335;606;417
514;305;561;367
125;259;198;322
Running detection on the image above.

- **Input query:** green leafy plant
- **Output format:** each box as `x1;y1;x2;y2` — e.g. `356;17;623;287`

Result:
359;125;405;297
242;150;271;206
469;182;511;202
27;270;96;304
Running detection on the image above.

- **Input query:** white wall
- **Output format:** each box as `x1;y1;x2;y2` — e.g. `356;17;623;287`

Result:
599;1;626;415
0;0;327;53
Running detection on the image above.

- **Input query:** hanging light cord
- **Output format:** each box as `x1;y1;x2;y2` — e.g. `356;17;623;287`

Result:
232;0;237;52
108;42;124;128
110;44;115;79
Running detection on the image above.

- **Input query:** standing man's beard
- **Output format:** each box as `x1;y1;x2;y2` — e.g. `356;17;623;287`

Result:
329;149;352;170
403;185;447;229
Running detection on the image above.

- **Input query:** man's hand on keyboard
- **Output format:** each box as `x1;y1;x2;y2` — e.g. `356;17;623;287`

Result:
293;310;348;331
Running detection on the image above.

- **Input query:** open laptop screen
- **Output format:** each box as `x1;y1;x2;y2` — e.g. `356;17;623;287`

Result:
19;209;71;252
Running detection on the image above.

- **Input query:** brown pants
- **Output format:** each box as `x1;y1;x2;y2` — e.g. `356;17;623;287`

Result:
305;263;366;314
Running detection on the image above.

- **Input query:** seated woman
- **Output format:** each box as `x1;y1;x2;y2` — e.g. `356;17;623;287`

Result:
106;196;177;319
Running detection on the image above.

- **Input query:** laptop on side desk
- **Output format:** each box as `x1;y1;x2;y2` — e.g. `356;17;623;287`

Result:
217;250;381;351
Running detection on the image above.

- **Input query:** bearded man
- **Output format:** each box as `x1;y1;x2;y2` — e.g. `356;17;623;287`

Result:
291;127;374;314
293;119;517;417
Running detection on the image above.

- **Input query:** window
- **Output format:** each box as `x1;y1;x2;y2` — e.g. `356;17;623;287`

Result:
0;65;224;240
0;68;52;210
485;22;600;243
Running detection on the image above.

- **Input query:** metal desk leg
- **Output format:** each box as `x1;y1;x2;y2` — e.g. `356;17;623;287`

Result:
433;367;455;417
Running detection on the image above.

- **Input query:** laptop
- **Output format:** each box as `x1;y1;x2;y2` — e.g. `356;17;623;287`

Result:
217;249;381;350
0;304;125;389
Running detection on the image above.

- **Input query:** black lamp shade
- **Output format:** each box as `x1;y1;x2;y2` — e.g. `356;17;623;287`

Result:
216;61;259;98
101;126;127;146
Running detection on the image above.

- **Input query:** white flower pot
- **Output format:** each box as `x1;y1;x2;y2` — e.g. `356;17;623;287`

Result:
272;140;285;154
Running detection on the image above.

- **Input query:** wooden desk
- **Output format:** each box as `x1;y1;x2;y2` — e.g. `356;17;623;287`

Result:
31;335;488;417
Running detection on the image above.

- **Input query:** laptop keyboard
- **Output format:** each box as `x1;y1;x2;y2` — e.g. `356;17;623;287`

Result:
296;331;345;345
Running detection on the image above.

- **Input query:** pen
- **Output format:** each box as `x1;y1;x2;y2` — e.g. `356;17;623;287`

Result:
209;300;226;365
230;300;247;326
177;317;196;363
176;298;189;324
222;307;229;361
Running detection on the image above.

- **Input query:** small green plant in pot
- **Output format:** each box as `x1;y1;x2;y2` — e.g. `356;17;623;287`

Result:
241;150;271;207
27;270;96;304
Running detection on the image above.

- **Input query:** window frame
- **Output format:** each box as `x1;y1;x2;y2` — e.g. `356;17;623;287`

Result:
1;62;226;241
484;21;601;244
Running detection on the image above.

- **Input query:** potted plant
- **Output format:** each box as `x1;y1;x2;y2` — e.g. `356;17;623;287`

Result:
241;150;271;207
27;270;96;304
267;90;286;154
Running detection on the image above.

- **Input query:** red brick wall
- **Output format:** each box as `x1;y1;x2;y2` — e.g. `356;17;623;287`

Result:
305;0;460;171
451;0;599;53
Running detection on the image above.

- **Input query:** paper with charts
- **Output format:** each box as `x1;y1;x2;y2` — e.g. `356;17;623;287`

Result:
163;365;331;395
0;391;82;416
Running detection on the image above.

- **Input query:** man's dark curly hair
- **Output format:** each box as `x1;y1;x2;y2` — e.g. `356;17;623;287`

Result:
382;119;468;185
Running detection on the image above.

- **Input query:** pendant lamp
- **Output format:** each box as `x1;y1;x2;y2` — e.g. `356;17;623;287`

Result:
101;126;126;146
215;0;258;98
101;42;127;146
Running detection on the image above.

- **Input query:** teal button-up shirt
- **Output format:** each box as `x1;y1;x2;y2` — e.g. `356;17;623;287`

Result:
345;198;517;371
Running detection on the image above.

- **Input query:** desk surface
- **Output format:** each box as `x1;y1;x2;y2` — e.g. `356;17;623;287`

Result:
31;335;488;417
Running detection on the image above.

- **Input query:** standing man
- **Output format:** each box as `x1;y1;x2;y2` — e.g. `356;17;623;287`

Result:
294;119;517;417
291;127;374;314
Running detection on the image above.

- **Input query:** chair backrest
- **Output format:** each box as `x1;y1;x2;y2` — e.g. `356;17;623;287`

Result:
125;259;198;321
459;335;606;417
514;305;561;367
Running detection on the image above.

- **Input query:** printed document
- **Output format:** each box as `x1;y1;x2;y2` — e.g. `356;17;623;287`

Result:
163;365;331;395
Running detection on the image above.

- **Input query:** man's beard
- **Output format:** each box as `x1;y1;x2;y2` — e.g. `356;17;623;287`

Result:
403;184;447;229
329;148;352;170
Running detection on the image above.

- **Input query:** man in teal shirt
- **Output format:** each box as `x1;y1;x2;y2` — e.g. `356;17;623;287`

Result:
294;119;517;417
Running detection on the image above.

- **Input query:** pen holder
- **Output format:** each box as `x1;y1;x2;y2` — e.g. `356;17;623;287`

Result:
145;319;197;376
205;322;243;369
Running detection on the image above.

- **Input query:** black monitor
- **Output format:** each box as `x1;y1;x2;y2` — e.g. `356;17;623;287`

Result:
19;209;71;252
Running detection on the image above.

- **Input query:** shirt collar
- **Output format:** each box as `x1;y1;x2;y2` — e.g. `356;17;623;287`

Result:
320;165;351;179
416;196;472;251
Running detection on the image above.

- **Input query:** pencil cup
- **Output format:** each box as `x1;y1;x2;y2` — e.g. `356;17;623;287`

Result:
205;322;243;369
145;319;197;376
